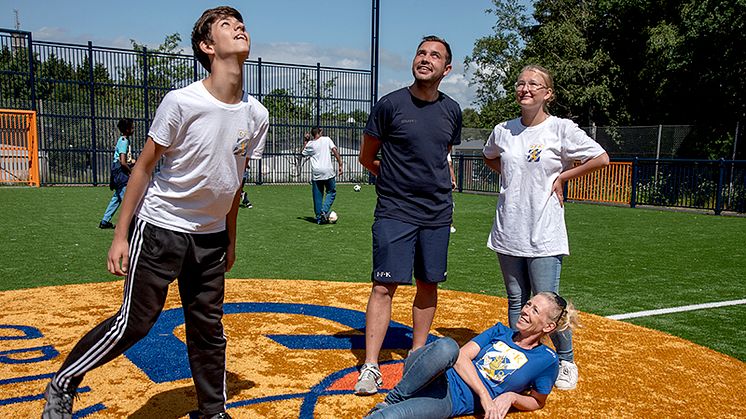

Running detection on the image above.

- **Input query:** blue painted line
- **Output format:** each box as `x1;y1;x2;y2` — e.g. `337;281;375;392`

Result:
73;403;107;418
0;372;54;386
0;325;42;340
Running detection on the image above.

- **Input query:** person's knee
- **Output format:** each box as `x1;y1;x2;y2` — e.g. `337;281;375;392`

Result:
371;282;397;299
433;337;460;365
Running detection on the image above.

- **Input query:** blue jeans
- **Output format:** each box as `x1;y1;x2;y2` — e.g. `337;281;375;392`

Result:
367;337;457;419
102;186;126;223
311;177;336;221
496;253;574;362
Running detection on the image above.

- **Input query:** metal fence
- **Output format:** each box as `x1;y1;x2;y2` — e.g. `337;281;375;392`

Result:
455;125;696;159
0;28;371;185
453;155;746;214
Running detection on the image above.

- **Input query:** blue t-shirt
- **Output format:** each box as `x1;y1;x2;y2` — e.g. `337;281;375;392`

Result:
364;87;462;226
446;323;558;416
113;136;129;164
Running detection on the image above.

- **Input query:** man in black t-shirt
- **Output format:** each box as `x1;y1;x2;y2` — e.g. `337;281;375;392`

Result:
356;35;462;396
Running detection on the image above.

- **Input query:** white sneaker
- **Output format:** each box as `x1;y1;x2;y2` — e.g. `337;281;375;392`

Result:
354;363;382;396
450;225;456;233
555;360;578;390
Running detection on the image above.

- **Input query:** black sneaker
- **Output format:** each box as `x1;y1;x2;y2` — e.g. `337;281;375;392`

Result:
98;221;115;229
41;381;75;419
188;411;232;419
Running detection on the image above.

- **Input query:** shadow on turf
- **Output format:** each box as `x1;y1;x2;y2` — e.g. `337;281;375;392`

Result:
345;326;480;366
297;216;319;224
128;371;254;418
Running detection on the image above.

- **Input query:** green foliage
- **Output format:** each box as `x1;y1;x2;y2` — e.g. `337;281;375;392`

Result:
462;108;482;128
467;0;746;157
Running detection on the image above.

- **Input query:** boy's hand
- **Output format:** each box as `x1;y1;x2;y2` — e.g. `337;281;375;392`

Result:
107;236;130;276
226;243;236;272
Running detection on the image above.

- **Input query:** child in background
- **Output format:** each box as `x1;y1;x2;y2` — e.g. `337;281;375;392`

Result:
99;118;135;229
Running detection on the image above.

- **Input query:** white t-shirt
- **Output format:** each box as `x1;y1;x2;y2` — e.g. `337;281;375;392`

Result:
138;80;269;233
482;116;605;257
302;136;338;181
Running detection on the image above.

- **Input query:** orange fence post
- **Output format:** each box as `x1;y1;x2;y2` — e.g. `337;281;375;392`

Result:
0;109;40;187
566;161;631;204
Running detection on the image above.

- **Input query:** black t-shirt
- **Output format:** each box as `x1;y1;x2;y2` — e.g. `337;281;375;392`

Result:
364;87;462;226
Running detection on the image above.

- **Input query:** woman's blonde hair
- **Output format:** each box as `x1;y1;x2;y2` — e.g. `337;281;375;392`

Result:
536;291;580;334
518;64;555;109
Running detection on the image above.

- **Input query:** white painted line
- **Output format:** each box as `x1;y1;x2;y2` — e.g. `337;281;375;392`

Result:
607;299;746;320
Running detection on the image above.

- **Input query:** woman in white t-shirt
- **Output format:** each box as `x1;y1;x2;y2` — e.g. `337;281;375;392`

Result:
482;64;609;391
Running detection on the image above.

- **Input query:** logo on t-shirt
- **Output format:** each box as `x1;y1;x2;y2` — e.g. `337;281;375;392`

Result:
527;144;544;162
233;130;250;157
476;341;528;384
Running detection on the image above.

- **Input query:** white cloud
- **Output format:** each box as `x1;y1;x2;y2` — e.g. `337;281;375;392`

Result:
34;26;135;49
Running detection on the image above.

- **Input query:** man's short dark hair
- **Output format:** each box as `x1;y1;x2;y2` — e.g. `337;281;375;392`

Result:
191;6;244;72
311;127;322;137
417;35;452;65
117;118;134;135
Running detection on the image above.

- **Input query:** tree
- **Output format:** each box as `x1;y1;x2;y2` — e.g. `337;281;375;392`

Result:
468;0;746;158
464;0;532;127
462;108;482;128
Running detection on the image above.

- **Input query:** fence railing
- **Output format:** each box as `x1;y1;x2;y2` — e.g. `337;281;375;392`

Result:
453;155;746;214
567;161;631;204
245;153;370;185
0;28;372;186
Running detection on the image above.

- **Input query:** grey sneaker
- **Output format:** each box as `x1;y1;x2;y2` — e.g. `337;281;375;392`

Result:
354;363;382;396
555;360;578;390
41;381;75;419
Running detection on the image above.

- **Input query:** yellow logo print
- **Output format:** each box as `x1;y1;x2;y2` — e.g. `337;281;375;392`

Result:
527;144;543;162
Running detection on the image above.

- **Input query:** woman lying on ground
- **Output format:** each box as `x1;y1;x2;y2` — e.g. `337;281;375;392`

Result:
364;292;579;419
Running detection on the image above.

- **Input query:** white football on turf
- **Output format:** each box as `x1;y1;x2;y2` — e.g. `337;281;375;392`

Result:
353;184;361;192
328;211;338;223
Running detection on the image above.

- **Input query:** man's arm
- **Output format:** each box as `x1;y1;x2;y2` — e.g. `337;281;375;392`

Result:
107;137;166;276
332;146;343;176
447;149;456;190
359;133;382;177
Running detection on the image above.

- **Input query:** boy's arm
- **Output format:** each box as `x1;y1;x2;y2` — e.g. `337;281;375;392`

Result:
332;147;343;176
107;138;166;276
224;158;248;272
118;153;131;174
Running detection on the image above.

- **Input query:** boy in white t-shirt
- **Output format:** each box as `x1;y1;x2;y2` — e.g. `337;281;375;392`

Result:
302;127;343;224
42;7;268;419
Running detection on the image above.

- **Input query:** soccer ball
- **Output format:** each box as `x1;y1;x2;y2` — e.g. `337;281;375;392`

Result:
353;184;361;192
327;211;338;223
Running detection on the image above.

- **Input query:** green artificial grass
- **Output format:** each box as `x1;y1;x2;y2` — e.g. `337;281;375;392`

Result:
0;184;744;360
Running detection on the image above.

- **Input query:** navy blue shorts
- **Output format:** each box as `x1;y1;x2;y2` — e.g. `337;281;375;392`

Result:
371;218;450;284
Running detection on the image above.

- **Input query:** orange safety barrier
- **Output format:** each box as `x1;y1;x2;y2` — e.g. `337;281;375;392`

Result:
566;161;631;204
0;109;39;187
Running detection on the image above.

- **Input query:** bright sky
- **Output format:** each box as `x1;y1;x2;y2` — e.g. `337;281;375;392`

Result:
0;0;532;109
